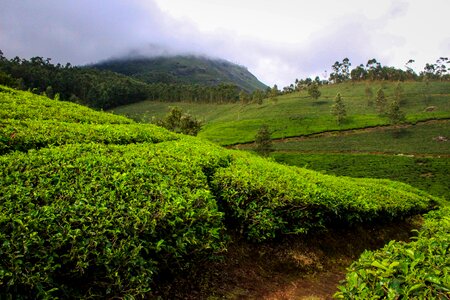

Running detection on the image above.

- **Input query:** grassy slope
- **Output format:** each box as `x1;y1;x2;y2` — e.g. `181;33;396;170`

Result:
111;81;450;145
0;86;442;298
272;120;450;154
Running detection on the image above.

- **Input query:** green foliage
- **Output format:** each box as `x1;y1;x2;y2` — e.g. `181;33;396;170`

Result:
113;80;450;145
335;206;450;299
254;124;273;156
154;106;203;136
331;93;347;125
376;88;387;114
0;87;444;297
0;141;228;298
387;100;406;125
211;153;438;242
92;55;267;92
273;153;450;201
0;85;132;124
364;85;374;106
0;119;178;154
307;83;321;100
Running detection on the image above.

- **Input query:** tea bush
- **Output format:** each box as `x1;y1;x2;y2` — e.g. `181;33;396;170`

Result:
0;142;227;298
335;206;450;299
212;153;439;241
0;87;443;298
0;85;131;124
0;119;178;154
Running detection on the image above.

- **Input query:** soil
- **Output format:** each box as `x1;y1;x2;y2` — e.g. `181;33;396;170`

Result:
152;216;422;299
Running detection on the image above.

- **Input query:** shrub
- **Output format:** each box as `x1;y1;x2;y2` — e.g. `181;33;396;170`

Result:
335;206;450;299
211;153;438;241
0;142;227;298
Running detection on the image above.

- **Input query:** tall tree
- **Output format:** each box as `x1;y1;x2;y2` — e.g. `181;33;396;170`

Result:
307;83;321;100
365;85;374;106
387;100;406;125
254;124;274;157
331;93;347;125
394;82;404;104
375;88;387;114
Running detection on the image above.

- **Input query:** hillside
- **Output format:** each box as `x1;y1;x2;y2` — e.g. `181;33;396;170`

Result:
0;85;444;298
91;55;268;92
111;80;450;145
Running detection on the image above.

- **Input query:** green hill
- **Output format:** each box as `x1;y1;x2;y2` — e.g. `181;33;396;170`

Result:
111;80;450;145
91;55;268;92
0;85;442;298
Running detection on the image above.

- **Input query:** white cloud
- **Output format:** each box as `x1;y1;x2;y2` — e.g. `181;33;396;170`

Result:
1;0;448;87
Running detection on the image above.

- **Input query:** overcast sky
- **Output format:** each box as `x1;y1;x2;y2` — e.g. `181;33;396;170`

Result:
1;0;448;86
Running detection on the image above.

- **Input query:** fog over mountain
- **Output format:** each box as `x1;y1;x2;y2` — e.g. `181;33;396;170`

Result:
1;0;448;86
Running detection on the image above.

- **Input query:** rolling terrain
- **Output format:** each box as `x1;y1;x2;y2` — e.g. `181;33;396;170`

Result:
111;80;450;145
1;85;447;298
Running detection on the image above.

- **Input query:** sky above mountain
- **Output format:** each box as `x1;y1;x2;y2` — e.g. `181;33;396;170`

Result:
1;0;448;86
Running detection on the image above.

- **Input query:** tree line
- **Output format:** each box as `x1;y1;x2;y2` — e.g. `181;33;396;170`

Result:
281;57;449;94
0;51;268;109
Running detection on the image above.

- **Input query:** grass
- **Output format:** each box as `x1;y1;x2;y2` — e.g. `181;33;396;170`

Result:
272;153;450;201
110;81;450;145
271;120;450;155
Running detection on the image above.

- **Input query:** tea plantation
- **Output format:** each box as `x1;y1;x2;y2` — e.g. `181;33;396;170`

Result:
0;86;447;298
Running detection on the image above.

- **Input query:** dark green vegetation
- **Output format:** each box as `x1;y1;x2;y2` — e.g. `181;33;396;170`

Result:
273;153;450;201
335;206;450;299
0;52;267;110
112;80;450;145
0;87;442;298
92;55;267;92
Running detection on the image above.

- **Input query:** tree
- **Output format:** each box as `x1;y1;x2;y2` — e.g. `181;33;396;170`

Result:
331;93;347;125
375;88;386;114
155;106;202;136
254;124;273;157
307;83;321;100
270;84;279;101
365;85;374;106
252;89;264;105
387;100;405;125
394;82;404;104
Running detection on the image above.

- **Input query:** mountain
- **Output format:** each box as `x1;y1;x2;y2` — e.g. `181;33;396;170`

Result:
91;55;268;92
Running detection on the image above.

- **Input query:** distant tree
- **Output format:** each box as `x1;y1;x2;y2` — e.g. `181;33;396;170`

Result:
435;57;448;79
351;64;367;81
270;84;279;101
155;106;202;136
422;79;431;106
387;100;406;125
307;83;321;100
252;89;264;105
45;86;55;99
365;85;374;106
394;82;404;104
239;90;250;104
331;93;347;125
375;88;387;114
254;124;273;157
405;59;416;80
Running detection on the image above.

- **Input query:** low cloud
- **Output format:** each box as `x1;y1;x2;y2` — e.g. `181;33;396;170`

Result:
1;0;448;87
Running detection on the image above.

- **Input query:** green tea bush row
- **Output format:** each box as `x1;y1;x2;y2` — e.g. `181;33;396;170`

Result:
212;153;439;241
0;85;132;124
0;142;228;298
0;119;179;154
335;206;450;299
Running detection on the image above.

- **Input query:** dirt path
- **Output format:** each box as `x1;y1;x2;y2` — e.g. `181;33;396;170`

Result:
154;217;421;299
